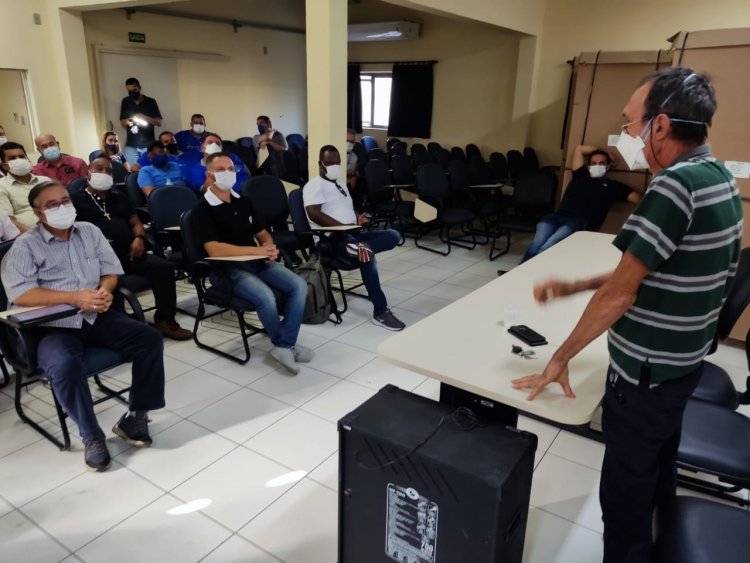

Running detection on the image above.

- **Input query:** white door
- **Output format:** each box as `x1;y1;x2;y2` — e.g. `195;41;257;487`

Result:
0;69;35;149
97;51;181;141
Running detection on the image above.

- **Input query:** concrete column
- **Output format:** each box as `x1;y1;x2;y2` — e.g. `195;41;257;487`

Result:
305;0;348;177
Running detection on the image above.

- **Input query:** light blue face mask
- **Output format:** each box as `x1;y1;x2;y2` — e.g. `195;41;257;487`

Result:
43;146;61;160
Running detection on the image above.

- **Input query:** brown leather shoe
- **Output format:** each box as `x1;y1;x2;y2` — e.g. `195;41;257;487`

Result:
154;320;192;341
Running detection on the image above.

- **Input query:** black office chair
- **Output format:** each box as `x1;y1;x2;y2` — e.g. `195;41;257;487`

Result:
414;163;477;256
67;177;87;194
450;146;467;162
180;209;265;364
0;240;137;450
411;150;432;171
361;136;378;152
236;136;254;149
226;142;257;176
507;150;525;180
468;155;494;186
523;147;540;171
466;143;483;162
147;185;197;271
410;143;427;156
654;496;750;563
390;154;415;187
287;189;365;317
489;152;510;183
240;176;302;266
448;159;499;241
286;133;306;151
297;144;309;184
426;141;442;159
386;137;401;150
436;148;451;172
125;172;150;224
367;148;387;162
365;159;415;240
489;170;557;260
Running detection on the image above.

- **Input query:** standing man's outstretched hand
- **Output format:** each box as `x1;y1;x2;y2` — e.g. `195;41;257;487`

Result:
512;359;575;401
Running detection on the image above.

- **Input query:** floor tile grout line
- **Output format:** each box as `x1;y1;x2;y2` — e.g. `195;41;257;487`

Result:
196;532;285;563
532;505;604;536
8;507;75;560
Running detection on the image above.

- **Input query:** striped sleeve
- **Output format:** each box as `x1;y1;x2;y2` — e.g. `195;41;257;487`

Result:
613;172;694;270
0;237;40;304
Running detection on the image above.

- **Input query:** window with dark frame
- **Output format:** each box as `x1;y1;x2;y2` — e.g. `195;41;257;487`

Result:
360;72;392;129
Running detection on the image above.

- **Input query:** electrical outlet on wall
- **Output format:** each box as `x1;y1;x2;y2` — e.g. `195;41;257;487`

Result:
33;13;42;25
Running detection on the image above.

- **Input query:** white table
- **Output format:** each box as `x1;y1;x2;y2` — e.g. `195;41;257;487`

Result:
378;232;622;426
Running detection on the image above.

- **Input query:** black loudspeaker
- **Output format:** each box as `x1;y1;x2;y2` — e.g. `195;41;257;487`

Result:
338;385;537;563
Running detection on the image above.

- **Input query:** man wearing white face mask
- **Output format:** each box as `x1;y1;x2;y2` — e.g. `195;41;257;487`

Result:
71;158;191;340
181;133;249;193
175;113;208;153
1;180;167;471
190;152;311;374
32;133;88;186
512;67;742;562
0;141;51;232
522;145;640;262
304;145;405;331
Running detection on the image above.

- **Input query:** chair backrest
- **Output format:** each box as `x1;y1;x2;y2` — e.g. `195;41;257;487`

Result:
367;148;387;162
67;177;87;194
389;144;407;158
236;136;254;149
412;150;432;170
507;150;525;179
281;150;302;182
436;148;451;171
416;163;449;206
222;140;237;153
89;150;104;163
125;172;148;209
390;154;414;185
450;146;466;162
226;143;257;174
0;240;27;371
466;143;482;162
410;143;427;155
523;147;540;171
297;145;309;183
148;185;197;231
513;170;557;215
365;159;394;205
386;137;401;150
489;152;509;181
179;208;207;266
469;155;492;185
240;176;290;232
448;159;472;191
286;133;306;150
361;136;378;152
427;142;442;156
0;240;14;311
717;247;750;340
111;160;128;185
287;188;315;253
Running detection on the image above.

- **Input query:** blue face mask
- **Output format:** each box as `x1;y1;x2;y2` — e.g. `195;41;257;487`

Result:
151;154;168;168
257;124;266;134
43;146;61;161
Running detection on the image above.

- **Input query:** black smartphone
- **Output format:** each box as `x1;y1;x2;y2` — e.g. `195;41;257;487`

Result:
508;324;548;346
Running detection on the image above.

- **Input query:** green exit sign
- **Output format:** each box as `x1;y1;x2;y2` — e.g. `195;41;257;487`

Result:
128;32;146;43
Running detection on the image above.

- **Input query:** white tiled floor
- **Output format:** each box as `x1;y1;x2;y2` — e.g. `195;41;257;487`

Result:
1;233;748;562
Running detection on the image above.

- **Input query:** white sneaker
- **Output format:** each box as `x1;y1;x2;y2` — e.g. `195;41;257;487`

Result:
271;347;300;375
292;344;314;363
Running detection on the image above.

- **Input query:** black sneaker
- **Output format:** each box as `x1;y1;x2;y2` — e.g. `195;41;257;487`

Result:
113;412;152;448
83;437;112;472
372;309;406;331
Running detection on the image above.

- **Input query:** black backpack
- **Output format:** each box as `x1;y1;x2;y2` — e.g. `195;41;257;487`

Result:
297;253;341;324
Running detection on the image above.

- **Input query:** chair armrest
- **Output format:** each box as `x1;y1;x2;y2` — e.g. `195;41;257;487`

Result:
117;286;145;322
0;304;79;329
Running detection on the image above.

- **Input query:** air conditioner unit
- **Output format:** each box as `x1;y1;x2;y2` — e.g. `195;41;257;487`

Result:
348;21;421;42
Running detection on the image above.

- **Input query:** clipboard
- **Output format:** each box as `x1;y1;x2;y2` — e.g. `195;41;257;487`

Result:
257;146;270;168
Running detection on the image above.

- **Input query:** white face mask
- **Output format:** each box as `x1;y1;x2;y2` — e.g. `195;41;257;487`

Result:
44;203;77;230
213;170;236;191
0;136;7;146
346;141;354;153
89;172;114;191
204;142;222;155
588;164;607;178
8;157;32;176
324;164;342;181
192;124;205;134
616;120;652;171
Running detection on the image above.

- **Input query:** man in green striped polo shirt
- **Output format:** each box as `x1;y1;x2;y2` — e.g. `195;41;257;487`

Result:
513;67;742;562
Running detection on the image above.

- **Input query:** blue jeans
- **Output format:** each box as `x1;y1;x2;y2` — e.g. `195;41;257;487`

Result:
522;214;588;262
124;146;147;166
222;261;307;349
35;309;166;441
330;229;400;315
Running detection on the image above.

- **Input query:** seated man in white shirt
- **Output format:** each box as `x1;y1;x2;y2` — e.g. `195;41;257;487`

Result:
303;145;405;331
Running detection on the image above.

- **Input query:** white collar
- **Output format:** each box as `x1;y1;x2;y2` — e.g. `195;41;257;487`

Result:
204;187;239;207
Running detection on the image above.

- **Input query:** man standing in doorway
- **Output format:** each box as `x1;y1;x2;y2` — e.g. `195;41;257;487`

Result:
512;67;742;562
119;77;162;166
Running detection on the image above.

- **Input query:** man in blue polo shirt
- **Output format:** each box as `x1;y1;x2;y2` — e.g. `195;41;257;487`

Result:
137;141;183;196
181;133;249;193
175;114;208;153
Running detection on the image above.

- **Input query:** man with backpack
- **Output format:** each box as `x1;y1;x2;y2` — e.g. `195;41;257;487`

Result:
190;152;312;374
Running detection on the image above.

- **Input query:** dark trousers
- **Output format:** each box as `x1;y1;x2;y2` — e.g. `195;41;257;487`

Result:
35;309;166;441
330;229;400;315
600;363;702;563
123;254;177;323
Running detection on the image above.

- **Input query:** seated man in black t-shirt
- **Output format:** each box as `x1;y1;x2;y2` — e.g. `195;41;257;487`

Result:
190;152;311;375
522;145;642;262
71;158;191;340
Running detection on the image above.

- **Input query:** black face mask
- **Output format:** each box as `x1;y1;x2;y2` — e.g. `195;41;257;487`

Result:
128;90;140;100
105;143;118;153
165;143;179;155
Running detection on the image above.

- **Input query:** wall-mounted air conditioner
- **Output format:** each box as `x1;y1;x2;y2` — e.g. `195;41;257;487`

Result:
347;21;421;42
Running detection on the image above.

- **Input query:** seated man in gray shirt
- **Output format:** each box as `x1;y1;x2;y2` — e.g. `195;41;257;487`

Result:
1;181;166;472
